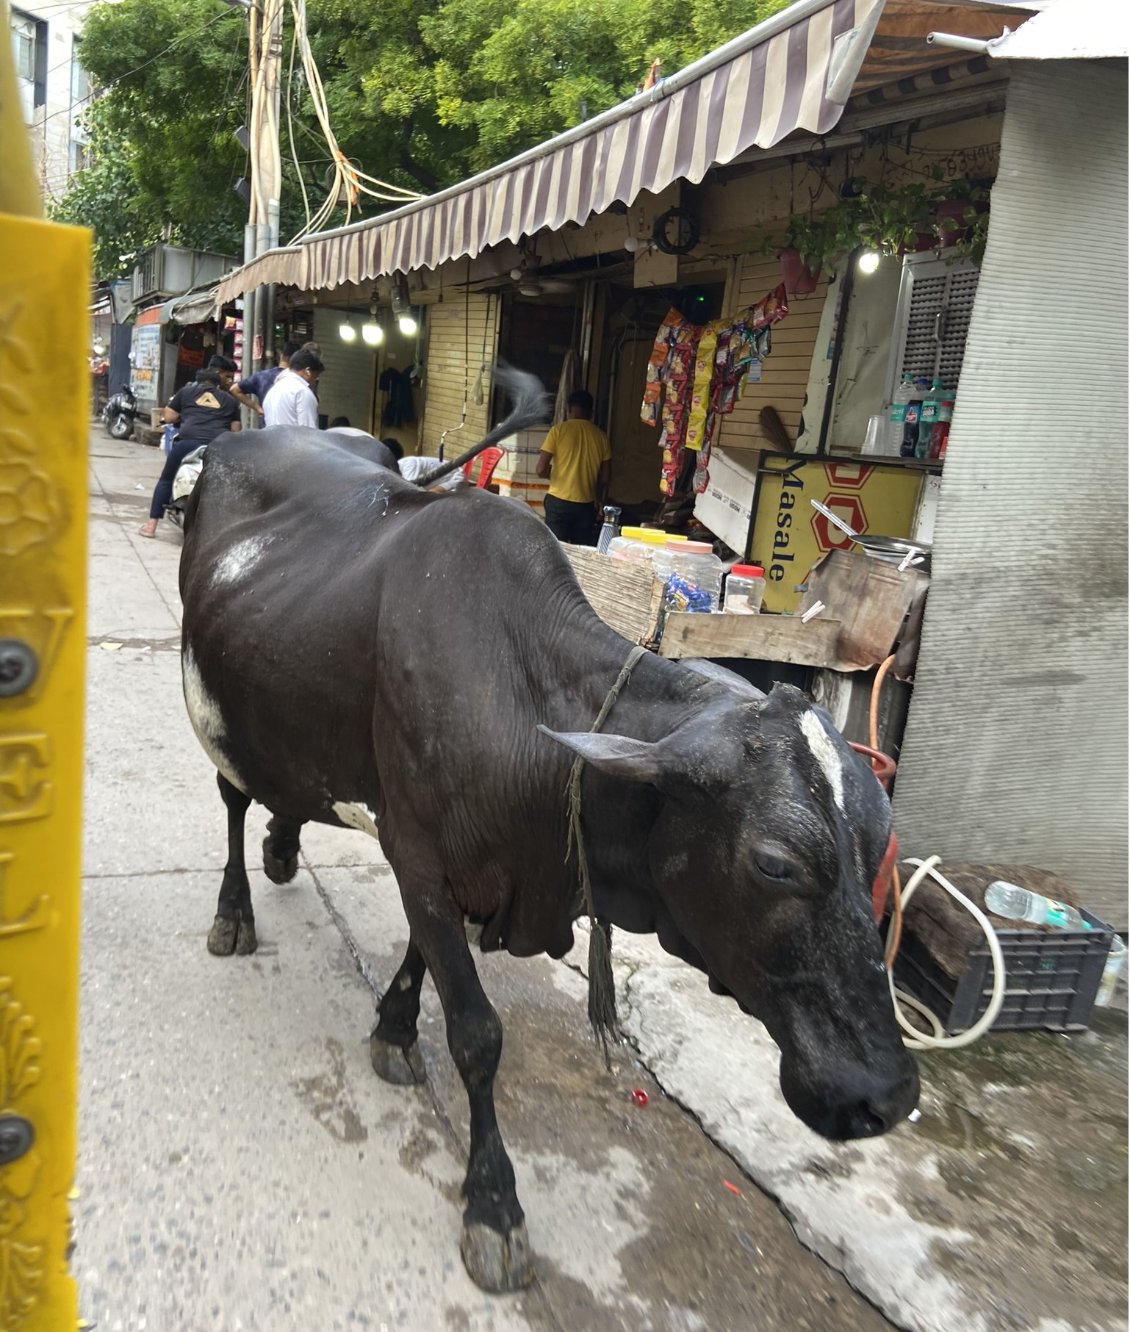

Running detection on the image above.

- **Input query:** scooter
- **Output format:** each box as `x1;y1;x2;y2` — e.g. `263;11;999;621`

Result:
165;442;206;529
103;384;139;440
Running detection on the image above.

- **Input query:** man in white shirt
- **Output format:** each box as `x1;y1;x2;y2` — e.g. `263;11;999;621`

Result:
262;346;324;428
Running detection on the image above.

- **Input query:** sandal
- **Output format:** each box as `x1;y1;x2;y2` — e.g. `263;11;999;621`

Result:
138;524;157;538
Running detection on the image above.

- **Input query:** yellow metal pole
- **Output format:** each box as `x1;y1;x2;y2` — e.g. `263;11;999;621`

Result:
0;4;88;1327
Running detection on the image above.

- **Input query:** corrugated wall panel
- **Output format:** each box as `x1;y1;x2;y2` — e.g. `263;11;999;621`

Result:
715;253;830;453
892;62;1128;928
419;293;498;457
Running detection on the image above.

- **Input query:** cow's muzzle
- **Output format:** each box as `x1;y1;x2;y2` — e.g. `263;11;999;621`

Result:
779;1055;920;1141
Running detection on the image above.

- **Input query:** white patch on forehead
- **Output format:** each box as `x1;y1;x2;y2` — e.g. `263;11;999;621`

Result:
333;801;381;840
212;534;272;588
799;709;845;811
182;645;249;793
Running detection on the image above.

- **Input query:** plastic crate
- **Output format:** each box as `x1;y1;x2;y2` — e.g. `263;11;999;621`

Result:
894;908;1114;1034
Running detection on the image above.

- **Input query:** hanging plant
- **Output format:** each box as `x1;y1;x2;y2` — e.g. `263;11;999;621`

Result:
773;176;991;275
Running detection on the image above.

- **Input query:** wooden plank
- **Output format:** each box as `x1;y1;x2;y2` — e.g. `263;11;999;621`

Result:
659;613;844;667
563;546;664;645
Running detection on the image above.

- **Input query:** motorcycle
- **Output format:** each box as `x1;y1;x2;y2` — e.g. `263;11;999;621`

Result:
164;440;206;529
103;384;139;440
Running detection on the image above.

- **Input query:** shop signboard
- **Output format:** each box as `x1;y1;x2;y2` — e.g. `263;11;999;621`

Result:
130;323;162;404
750;459;923;613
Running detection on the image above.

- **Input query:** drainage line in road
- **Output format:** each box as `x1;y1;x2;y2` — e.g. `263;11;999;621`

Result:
613;965;903;1331
302;855;387;1001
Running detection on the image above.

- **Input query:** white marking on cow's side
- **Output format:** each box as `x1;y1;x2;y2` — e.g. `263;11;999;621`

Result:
182;645;249;793
799;709;845;811
212;534;273;588
333;801;381;840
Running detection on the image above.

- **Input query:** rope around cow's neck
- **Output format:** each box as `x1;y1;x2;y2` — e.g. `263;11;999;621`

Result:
566;643;649;1069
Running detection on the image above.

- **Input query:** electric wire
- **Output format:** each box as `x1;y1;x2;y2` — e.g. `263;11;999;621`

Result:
284;0;422;244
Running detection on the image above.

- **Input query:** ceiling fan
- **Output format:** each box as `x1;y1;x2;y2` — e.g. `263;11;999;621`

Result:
507;256;576;298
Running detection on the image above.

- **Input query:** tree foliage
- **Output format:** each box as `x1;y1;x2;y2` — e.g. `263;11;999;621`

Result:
56;0;792;275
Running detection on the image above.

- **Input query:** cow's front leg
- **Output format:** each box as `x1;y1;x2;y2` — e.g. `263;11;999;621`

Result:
370;937;428;1085
415;901;532;1292
262;812;304;884
208;773;257;956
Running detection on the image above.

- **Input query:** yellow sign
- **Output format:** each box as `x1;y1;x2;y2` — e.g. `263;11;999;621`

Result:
1;47;88;1320
751;459;923;613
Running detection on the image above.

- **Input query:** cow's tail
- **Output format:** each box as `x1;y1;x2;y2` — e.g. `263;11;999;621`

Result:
411;363;551;488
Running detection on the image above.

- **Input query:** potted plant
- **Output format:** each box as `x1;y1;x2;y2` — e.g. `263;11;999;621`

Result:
773;176;991;277
929;178;991;262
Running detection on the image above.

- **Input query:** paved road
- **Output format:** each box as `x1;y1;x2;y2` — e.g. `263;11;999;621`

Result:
80;428;1127;1332
79;430;895;1330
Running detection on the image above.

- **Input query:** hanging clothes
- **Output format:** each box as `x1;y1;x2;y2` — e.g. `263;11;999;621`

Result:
640;285;789;498
379;366;417;427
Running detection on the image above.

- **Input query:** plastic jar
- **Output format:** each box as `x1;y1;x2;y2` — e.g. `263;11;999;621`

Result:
607;528;686;562
723;564;766;614
654;539;723;612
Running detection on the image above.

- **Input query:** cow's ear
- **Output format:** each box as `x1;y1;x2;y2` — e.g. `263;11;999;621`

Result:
538;721;743;794
538;725;669;786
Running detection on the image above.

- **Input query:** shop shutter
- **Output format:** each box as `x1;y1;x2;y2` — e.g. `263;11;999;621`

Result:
890;255;980;394
420;292;498;456
312;308;375;429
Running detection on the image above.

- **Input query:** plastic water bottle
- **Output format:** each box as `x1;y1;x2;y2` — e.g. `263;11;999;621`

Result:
984;880;1090;931
596;505;622;555
916;378;945;459
928;396;954;461
887;374;916;453
1096;936;1127;1006
900;377;930;457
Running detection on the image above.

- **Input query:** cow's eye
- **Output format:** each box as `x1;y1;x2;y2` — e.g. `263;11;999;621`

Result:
754;853;794;883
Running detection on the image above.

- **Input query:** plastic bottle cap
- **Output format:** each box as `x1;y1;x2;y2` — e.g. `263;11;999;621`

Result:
671;540;713;554
729;564;764;577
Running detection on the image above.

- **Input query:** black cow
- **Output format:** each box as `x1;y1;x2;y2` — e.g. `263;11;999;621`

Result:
178;373;918;1293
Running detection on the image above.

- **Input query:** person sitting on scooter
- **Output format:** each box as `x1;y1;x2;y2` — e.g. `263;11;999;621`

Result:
138;355;241;538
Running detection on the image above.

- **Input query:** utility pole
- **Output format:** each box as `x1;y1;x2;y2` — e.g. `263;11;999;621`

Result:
240;0;283;377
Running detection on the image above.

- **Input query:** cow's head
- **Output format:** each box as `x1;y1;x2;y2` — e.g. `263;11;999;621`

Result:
542;682;918;1141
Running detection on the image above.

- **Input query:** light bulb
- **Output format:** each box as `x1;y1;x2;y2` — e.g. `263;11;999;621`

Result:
339;320;357;342
361;321;383;347
397;314;418;337
624;235;639;253
857;250;881;275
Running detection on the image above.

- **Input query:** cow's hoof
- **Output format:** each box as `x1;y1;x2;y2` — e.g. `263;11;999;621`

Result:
235;918;258;955
262;839;298;885
460;1220;533;1293
207;916;238;956
370;1032;427;1085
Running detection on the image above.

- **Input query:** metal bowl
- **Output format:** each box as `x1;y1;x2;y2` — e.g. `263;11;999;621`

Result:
855;534;932;570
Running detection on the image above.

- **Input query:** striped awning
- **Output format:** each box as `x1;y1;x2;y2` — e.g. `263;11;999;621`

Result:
215;0;885;303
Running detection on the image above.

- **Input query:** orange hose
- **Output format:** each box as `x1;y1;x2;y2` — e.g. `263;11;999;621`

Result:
871;654;903;968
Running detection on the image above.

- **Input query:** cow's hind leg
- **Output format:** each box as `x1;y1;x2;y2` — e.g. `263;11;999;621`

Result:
207;774;257;956
412;896;532;1293
370;937;428;1086
263;813;304;884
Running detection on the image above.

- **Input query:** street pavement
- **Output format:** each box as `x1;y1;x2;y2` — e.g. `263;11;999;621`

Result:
79;428;1126;1332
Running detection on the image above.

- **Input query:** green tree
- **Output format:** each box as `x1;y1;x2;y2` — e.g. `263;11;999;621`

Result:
56;0;792;274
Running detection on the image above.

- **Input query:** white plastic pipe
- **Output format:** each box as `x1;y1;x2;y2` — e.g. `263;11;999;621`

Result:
890;855;1007;1050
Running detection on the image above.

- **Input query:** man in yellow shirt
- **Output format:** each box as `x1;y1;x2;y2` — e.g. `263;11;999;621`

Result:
536;390;612;545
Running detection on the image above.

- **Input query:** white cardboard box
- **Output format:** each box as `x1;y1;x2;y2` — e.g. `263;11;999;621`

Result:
693;448;759;554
